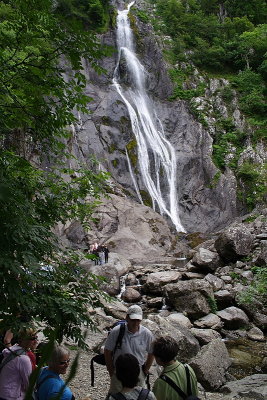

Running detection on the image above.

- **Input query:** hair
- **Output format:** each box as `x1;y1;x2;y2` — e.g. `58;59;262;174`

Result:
115;354;140;388
17;327;36;343
48;345;70;369
152;336;179;363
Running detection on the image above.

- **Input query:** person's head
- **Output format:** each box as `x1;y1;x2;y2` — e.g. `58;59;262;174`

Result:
153;336;179;365
17;327;38;351
48;345;70;375
126;305;143;333
115;354;140;388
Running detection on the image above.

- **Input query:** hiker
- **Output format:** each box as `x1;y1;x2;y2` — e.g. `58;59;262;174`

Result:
98;246;105;265
152;336;199;400
103;245;109;263
108;353;156;400
104;305;154;395
0;327;38;400
36;344;74;400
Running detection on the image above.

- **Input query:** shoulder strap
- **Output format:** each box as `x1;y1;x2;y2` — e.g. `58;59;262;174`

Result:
114;323;125;353
0;348;26;372
111;393;127;400
185;365;192;396
137;388;150;400
160;374;187;400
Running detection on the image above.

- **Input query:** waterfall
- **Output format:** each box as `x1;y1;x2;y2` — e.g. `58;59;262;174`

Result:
113;1;185;233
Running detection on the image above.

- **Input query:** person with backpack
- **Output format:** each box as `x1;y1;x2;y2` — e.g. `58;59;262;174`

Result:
104;305;154;395
0;327;38;400
108;354;156;400
36;344;74;400
152;336;199;400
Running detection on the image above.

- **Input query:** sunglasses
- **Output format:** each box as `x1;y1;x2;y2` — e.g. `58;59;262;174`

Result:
59;359;70;365
28;336;38;341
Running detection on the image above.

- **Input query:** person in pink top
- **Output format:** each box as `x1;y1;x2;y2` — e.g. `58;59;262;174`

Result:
0;327;38;400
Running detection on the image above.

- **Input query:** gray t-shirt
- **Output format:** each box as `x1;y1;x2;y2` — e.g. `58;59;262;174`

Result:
108;387;156;400
104;323;153;366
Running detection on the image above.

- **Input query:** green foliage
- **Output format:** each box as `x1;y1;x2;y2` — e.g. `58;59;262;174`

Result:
0;150;110;345
237;162;267;210
207;296;218;313
0;0;112;348
237;267;267;307
134;9;150;23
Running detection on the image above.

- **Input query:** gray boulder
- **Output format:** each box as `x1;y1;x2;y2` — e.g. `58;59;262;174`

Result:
143;271;181;294
189;338;232;390
220;374;267;399
192;248;222;272
144;314;200;362
215;224;254;261
217;306;249;329
164;279;214;320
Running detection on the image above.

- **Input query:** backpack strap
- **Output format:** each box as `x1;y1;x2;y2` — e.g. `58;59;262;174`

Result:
114;323;125;353
160;374;187;400
185;364;192;396
90;353;106;387
0;348;26;373
137;388;150;400
111;393;127;400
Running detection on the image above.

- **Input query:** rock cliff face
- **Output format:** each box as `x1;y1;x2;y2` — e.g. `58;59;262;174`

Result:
68;0;239;235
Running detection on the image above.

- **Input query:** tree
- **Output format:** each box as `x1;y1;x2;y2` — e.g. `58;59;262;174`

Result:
0;0;113;346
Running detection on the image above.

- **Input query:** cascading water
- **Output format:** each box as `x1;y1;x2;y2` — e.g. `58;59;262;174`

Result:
113;1;185;233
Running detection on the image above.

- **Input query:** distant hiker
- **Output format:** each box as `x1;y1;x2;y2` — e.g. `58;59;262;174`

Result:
152;336;199;400
103;245;110;263
104;305;154;395
98;246;105;265
92;248;99;265
108;353;156;400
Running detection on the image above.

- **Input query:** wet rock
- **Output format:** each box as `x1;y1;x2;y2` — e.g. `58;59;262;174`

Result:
121;287;142;303
247;327;265;342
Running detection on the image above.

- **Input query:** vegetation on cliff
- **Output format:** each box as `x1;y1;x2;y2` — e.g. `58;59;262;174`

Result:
143;0;267;210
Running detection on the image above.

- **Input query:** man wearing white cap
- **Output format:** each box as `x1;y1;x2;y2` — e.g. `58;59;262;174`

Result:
104;304;154;394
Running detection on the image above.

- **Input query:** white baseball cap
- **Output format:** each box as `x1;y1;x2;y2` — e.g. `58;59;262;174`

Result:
127;305;143;320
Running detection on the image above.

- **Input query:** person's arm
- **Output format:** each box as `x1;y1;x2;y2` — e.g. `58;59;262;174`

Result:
143;353;154;375
3;329;13;347
104;348;114;377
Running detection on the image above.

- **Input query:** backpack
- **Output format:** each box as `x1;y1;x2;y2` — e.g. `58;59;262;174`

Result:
0;348;26;373
32;373;55;400
160;364;200;400
111;388;150;400
90;320;126;387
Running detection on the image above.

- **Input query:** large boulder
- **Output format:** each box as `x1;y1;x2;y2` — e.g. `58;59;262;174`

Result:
191;248;222;272
144;314;200;362
220;374;267;399
143;271;181;294
217;306;249;330
214;224;254;262
164;279;214;320
189;339;232;390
